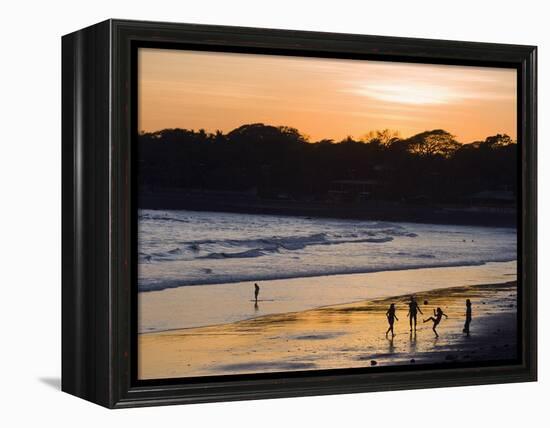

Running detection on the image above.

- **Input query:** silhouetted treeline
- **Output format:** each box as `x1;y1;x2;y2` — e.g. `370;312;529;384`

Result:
137;124;517;205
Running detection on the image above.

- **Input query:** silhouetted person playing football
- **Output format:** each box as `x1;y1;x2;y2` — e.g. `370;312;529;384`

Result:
463;299;472;335
407;296;423;332
385;303;399;337
424;307;448;337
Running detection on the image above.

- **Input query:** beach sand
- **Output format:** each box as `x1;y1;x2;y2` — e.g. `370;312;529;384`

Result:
138;281;517;380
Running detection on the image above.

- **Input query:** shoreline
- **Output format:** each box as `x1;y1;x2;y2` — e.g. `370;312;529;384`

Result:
138;260;517;333
138;280;517;380
138;257;517;292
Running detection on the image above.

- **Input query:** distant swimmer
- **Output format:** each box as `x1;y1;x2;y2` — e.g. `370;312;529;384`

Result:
463;299;472;335
423;307;448;337
254;283;260;303
385;303;399;337
407;296;423;332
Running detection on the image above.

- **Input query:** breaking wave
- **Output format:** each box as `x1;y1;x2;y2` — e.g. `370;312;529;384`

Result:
139;230;401;263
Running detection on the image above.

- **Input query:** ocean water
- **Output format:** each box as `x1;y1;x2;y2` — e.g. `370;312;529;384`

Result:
138;209;517;293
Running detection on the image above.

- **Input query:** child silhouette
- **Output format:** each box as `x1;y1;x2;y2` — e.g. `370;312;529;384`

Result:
423;307;448;337
386;303;399;337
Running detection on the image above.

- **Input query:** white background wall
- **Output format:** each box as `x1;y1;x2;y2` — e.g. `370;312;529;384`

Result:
0;0;547;425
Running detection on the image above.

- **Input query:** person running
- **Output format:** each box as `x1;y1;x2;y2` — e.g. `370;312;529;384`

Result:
254;283;260;303
463;299;472;335
385;303;399;337
423;307;448;337
407;296;423;332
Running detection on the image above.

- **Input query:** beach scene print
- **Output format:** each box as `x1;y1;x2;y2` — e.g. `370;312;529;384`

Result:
137;48;518;380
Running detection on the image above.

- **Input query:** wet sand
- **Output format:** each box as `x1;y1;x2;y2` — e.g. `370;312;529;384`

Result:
138;281;517;380
139;261;516;332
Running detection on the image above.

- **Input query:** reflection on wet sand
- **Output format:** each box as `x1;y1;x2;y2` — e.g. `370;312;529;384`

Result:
139;281;517;379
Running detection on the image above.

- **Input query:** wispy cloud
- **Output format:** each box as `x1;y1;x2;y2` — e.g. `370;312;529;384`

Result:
351;82;460;105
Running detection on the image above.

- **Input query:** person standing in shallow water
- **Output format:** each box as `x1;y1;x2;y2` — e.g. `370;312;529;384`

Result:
254;283;260;303
463;299;472;335
385;303;399;337
407;296;423;331
424;307;448;337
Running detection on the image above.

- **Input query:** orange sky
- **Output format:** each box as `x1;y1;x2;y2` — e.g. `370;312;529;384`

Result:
138;48;517;143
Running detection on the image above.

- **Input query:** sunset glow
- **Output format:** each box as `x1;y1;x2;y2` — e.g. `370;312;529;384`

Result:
138;48;517;142
136;48;519;381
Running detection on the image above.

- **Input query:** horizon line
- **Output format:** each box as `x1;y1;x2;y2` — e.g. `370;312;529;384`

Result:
138;123;516;145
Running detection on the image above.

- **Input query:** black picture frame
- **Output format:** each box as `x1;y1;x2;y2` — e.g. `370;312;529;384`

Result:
62;19;537;408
